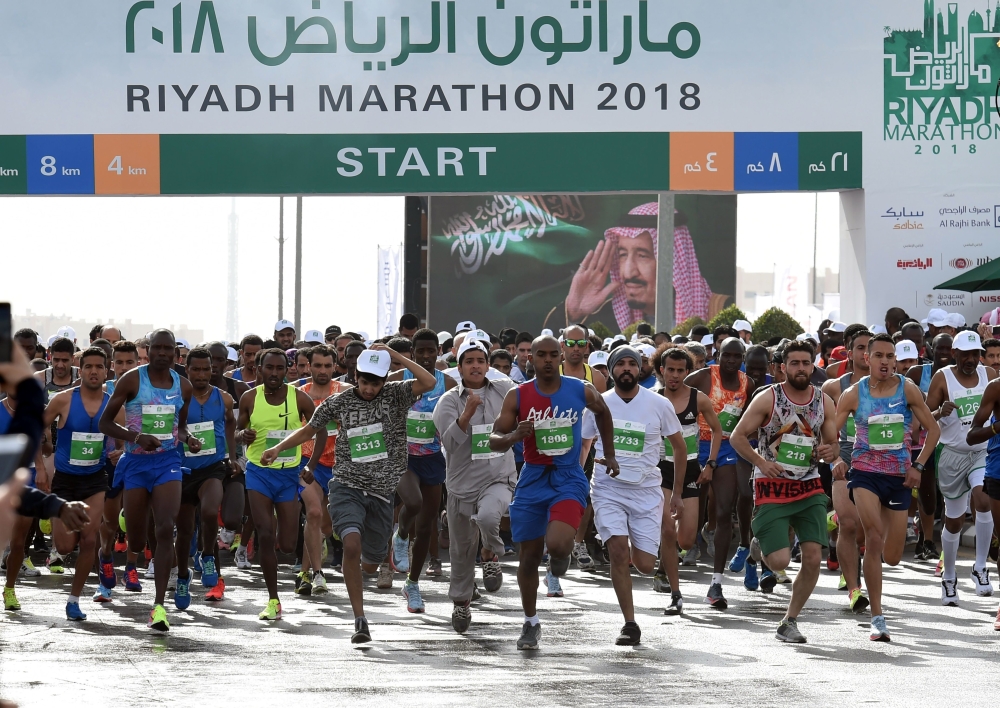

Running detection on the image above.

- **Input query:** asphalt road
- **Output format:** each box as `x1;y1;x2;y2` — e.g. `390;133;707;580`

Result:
1;543;998;707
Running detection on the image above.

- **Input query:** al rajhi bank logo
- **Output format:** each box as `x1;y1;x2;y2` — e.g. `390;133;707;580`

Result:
883;0;1000;146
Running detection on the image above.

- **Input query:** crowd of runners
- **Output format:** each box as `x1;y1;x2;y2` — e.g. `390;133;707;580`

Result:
3;306;1000;649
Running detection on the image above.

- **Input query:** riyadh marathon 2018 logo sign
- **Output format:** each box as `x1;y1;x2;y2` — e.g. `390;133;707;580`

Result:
884;0;1000;145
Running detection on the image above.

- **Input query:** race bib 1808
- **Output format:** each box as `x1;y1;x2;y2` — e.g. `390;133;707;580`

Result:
533;417;574;457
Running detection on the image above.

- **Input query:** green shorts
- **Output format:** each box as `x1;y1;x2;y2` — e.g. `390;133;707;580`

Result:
752;493;829;557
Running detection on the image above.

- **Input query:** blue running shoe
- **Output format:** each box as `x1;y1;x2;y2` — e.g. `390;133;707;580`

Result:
66;601;87;621
402;579;425;613
93;585;113;603
98;554;117;589
744;559;759;591
174;573;192;610
545;571;564;598
124;564;142;592
193;551;203;574
391;530;410;574
200;556;219;587
728;546;750;573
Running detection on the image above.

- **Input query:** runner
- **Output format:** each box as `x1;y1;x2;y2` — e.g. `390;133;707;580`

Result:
967;367;1000;629
235;348;324;621
228;334;263;384
433;339;517;632
731;340;840;643
819;328;873;612
391;329;455;611
98;329;199;632
653;346;722;614
337;340;366;387
685;337;756;609
173;347;238;607
263;343;436;642
274;320;297;350
511;332;533;383
833;333;940;641
895;341;919;375
489;335;618;650
581;346;687;645
296;344;350;597
924;330;996;604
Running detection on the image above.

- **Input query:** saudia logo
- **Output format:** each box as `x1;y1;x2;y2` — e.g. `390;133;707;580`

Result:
883;0;1000;142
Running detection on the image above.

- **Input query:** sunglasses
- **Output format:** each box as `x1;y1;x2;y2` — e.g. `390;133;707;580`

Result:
564;339;589;348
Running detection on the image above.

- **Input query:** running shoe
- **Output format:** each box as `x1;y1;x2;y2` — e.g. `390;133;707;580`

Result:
290;561;302;573
728;546;750;573
776;618;806;643
167;567;178;591
941;578;959;606
93;585;113;603
295;573;312;596
352;616;372;643
760;569;778;594
681;544;701;567
934;551;944;577
837;573;848;591
218;529;235;549
21;557;42;577
869;614;890;642
332;545;343;572
790;541;801;563
905;524;918;546
425;557;443;577
913;540;926;560
471;583;482;601
749;537;762;563
234;547;251;570
39;518;52;535
144;559;156;579
258;599;281;621
148;604;169;632
3;587;20;611
114;536;128;554
652;570;671;594
971;566;994;597
312;571;329;595
229;534;241;552
702;523;716;558
390;530;410;573
200;556;219;587
776;569;792;584
705;583;728;610
615;621;641;646
402;579;425;613
516;621;541;650
66;601;87;621
98;554;117;589
174;573;191;610
124;564;142;592
482;559;503;592
205;577;225;601
545;570;563;598
193;551;203;574
376;562;393;589
849;587;869;614
826;556;840;572
664;592;683;616
744;560;759;591
504;541;515;556
923;540;938;561
44;552;62;575
452;601;472;633
573;541;595;570
246;537;255;560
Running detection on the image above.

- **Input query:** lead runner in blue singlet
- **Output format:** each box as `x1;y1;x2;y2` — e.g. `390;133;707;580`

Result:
489;335;619;651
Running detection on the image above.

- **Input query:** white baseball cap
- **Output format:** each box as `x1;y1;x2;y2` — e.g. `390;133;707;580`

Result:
541;328;554;337
587;329;595;337
455;320;476;333
56;325;76;340
47;335;58;347
304;329;324;343
602;337;614;348
468;329;490;343
176;338;190;349
588;351;609;368
870;325;888;335
733;319;753;332
895;341;919;360
226;346;239;362
637;343;656;358
357;331;370;341
457;339;489;362
700;334;714;347
825;321;847;333
946;312;966;328
612;334;626;343
953;331;983;351
437;331;453;346
274;319;295;333
356;349;391;377
927;308;949;327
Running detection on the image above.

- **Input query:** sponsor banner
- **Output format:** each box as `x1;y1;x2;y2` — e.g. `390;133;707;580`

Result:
376;245;402;338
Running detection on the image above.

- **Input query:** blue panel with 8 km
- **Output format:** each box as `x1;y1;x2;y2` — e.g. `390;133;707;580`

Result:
734;132;798;191
26;135;94;194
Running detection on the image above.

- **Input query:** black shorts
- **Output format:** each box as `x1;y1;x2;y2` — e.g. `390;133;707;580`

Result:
984;477;1000;501
52;469;108;503
659;459;702;499
818;463;833;499
181;461;227;506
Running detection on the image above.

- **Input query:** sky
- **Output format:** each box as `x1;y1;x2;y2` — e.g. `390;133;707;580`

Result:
1;192;838;340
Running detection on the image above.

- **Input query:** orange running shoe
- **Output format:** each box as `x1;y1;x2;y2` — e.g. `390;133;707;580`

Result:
205;576;225;602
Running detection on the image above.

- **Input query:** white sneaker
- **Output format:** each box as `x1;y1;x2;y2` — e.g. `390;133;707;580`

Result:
681;544;701;566
21;558;42;577
167;567;178;591
972;566;994;597
941;577;959;606
377;561;394;589
234;547;251;570
312;571;329;595
218;529;235;548
701;524;716;558
776;569;792;584
572;541;594;570
144;560;156;579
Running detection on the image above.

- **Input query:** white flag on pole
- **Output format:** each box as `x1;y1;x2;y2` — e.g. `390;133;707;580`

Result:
377;245;403;338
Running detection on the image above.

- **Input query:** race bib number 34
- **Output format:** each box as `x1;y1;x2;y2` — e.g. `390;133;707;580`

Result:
347;424;388;463
534;418;574;457
69;432;103;467
868;414;905;451
142;405;175;441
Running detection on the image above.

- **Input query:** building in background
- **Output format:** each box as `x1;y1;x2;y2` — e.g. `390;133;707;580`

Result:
15;310;204;345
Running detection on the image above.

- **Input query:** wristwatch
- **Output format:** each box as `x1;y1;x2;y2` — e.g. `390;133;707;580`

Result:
913;461;926;472
707;460;718;469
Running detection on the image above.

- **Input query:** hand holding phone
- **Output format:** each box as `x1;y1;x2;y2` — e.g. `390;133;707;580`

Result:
0;302;11;364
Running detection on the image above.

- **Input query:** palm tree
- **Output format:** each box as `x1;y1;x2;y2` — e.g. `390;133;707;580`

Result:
884;25;892;36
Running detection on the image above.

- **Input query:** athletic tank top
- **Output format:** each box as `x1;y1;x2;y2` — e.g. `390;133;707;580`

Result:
518;376;587;468
559;363;594;383
124;366;182;455
838;373;857;460
851;375;912;476
404;368;446;456
986;414;1000;481
918;363;933;394
754;384;826;502
44;367;79;401
699;366;750;440
662;388;700;461
54;388;109;474
246;385;302;469
231;369;244;382
300;381;347;467
222;376;241;409
938;365;988;452
184;387;227;468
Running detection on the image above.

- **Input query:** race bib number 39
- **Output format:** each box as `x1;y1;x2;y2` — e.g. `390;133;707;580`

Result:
185;421;217;457
347;424;388;463
141;405;175;441
406;411;436;445
534;418;574;457
612;420;646;459
69;432;103;467
471;424;502;461
776;434;813;478
717;403;742;438
868;413;905;451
